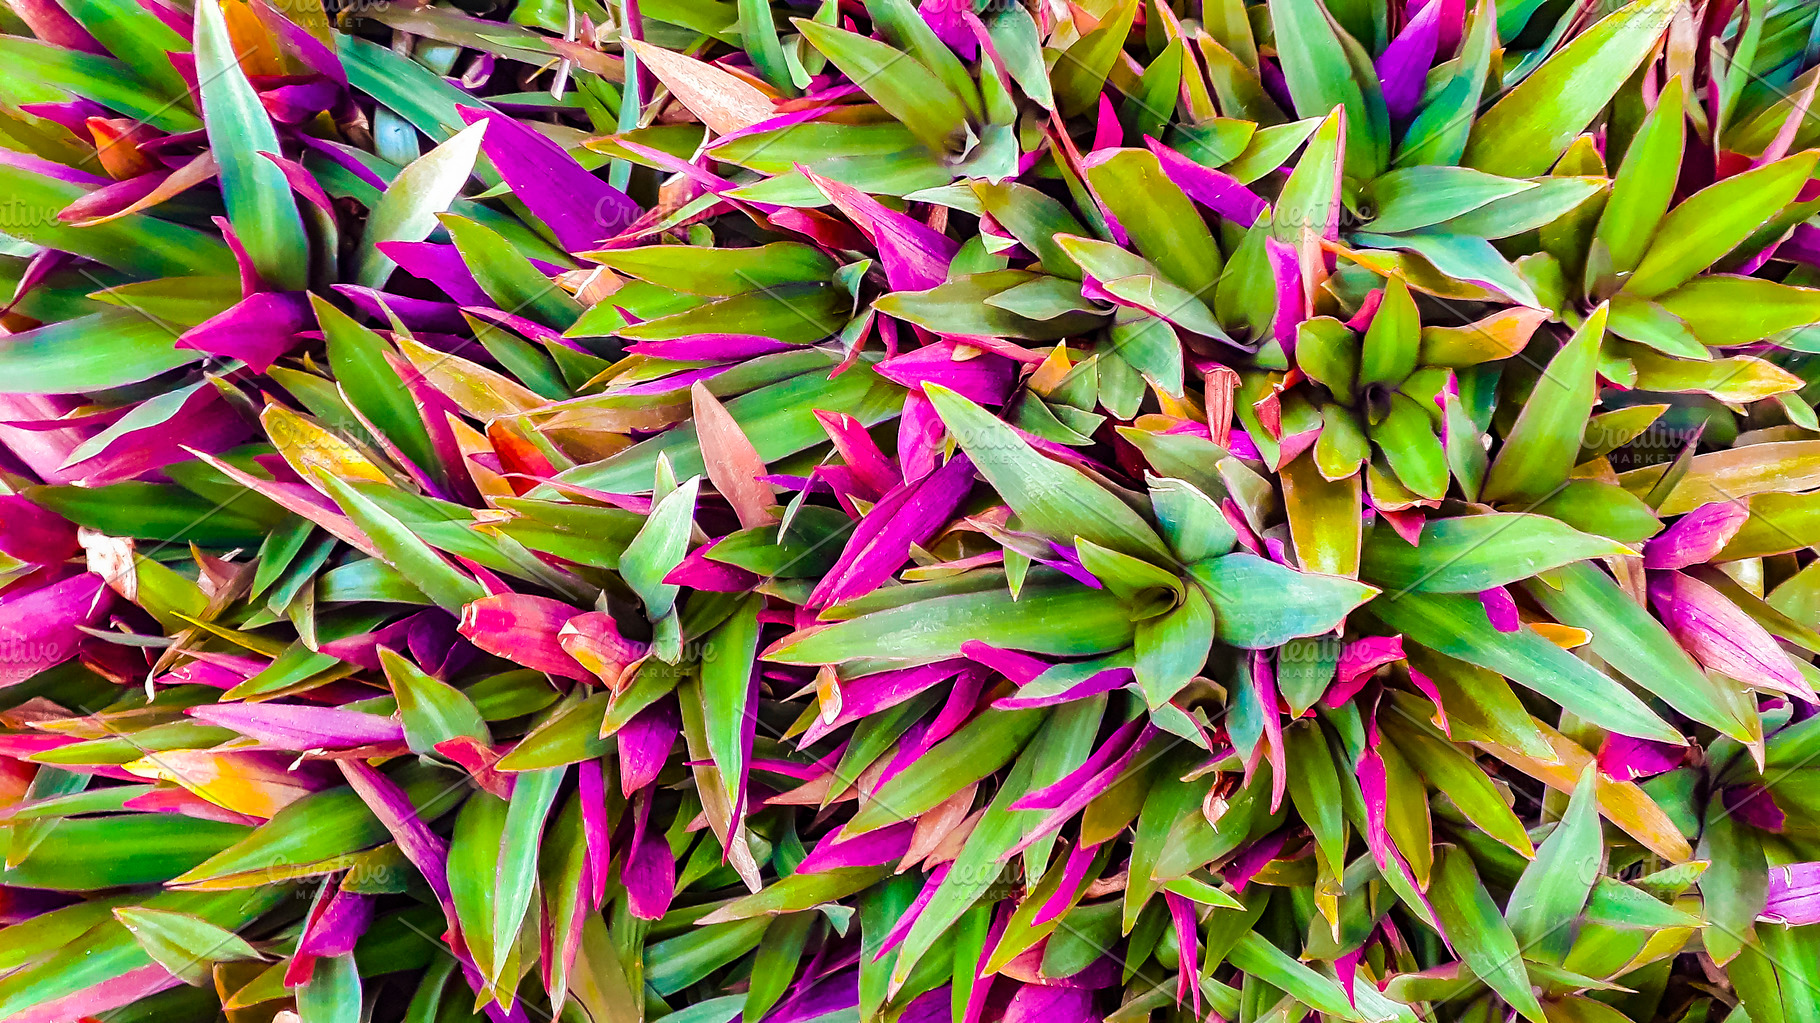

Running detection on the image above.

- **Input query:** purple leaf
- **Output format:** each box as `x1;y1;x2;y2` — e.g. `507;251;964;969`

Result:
803;168;958;291
1648;570;1816;702
798;821;914;874
1164;890;1200;1014
0;572;109;686
1005;725;1156;857
1478;586;1521;633
623;791;676;920
802;660;967;744
0;495;77;565
1145;138;1268;225
337;760;454;911
1032;840;1099;926
1376;0;1443;121
458;593;592;681
806;453;975;609
665;540;761;592
1642;501;1751;570
186;702;405;750
286;888;374;984
62;386;252;487
175;291;311;373
578;758;612;906
626;335;797;360
456;106;639;250
918;0;975;58
1723;784;1784;832
1265;236;1305;346
877;343;1017;405
1764;862;1820;924
380;242;491;305
616;698;679;796
1596;732;1684;782
1002;985;1095;1023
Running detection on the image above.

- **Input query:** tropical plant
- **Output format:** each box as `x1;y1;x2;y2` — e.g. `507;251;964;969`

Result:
0;0;1819;1020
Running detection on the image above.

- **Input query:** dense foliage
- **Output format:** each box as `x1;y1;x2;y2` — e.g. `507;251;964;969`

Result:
2;0;1820;1020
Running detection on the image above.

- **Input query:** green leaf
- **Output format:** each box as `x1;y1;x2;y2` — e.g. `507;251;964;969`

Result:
310;470;486;612
701;593;762;820
0;889;283;1020
0;35;197;132
1480;303;1606;504
875;271;1105;340
170;763;461;886
381;647;489;755
450;792;508;981
1;814;248;890
739;0;791;89
1266;0;1386;178
621;475;699;625
863;0;982;123
0;308;204;394
0;165;233;279
496;692;611;770
1185;553;1377;649
1049;0;1138;117
316;297;441;484
1358;275;1420;386
695;866;891;923
298;953;361;1023
972;181;1090;278
1622;151;1820;298
1656;275;1820;348
1360;513;1632;592
744;913;814;1022
1273;108;1343;244
1592;75;1685;276
1297;318;1358;400
1370;589;1683;744
1397;0;1494;166
1227;931;1366;1022
1434;175;1607;239
490;767;563;982
1381;702;1533;855
1524;562;1759;747
1606;293;1709;359
1083;149;1223;295
1431;847;1546;1022
794;20;969;155
926;384;1171;563
1134;586;1214;707
441;212;584;328
1364;167;1536;235
7;767;86;868
113;907;263;986
1370;394;1448;500
1283;722;1346;875
1148;476;1237;563
355;121;486;288
341;34;503;144
646;919;768;995
1583;877;1702;929
768;572;1135;664
1461;0;1675;177
1505;765;1602;964
591;242;836;296
193;0;309;290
